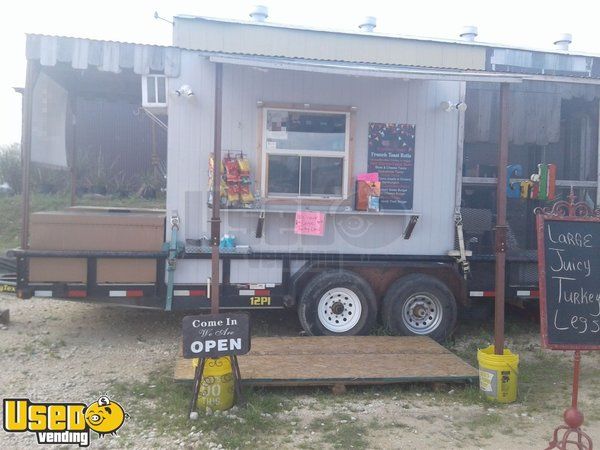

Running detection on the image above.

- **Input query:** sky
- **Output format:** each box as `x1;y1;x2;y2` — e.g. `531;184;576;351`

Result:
1;0;600;146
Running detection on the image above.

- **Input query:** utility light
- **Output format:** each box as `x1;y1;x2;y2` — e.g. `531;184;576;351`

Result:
440;101;467;112
175;84;194;97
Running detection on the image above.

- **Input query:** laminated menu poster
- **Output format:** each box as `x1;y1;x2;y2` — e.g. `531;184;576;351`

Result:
367;123;416;210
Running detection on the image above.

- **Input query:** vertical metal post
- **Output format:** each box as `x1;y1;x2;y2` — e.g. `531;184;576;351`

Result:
189;358;206;416
571;350;581;409
494;82;510;355
210;63;223;315
20;61;40;249
151;120;157;176
545;350;592;449
70;161;77;206
454;81;467;213
70;94;77;207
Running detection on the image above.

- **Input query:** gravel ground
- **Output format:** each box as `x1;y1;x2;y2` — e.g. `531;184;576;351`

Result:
1;294;599;449
0;295;184;448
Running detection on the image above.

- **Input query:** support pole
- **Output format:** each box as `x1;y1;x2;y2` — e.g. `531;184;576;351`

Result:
571;350;581;410
19;61;40;250
210;63;223;315
70;94;77;207
189;358;206;416
494;82;510;355
70;161;77;206
454;81;467;214
545;351;592;450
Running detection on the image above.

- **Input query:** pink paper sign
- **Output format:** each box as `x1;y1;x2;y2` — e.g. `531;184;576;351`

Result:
294;211;326;236
357;172;379;182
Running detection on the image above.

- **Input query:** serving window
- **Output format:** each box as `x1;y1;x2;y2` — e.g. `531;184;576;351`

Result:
261;108;350;200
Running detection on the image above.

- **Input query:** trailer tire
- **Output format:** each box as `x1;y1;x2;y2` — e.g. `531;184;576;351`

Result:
298;270;377;336
383;274;457;342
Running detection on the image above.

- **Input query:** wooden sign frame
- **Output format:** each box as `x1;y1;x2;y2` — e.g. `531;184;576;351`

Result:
536;197;600;351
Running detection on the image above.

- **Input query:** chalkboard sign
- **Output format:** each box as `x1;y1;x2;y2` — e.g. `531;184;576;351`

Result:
182;313;251;358
537;215;600;350
367;123;415;210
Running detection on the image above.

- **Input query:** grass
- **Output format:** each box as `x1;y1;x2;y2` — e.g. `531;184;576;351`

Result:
109;366;298;449
308;414;369;449
0;193;165;252
2;192;597;447
449;314;579;414
4;306;598;448
444;313;600;443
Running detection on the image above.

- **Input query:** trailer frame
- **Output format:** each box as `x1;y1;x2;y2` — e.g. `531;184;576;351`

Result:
9;248;470;315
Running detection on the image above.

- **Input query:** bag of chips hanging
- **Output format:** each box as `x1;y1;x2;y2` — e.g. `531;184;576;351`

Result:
240;184;255;204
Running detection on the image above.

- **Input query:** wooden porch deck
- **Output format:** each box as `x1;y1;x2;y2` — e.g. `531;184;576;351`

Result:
174;336;478;386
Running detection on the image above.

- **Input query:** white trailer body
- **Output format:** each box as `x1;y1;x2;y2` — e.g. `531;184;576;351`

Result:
167;53;463;284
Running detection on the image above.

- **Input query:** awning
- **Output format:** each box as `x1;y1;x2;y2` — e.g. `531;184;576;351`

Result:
26;34;181;77
208;54;524;83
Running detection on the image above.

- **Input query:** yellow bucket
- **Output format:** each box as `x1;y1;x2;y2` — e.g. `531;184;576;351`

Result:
477;345;519;403
192;357;235;411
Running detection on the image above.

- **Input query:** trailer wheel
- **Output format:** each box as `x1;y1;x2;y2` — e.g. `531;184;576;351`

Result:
383;274;457;342
298;270;377;336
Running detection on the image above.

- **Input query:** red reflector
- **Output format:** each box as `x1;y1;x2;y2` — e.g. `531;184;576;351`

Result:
127;290;144;297
190;290;207;296
254;289;270;296
531;290;540;297
68;290;87;298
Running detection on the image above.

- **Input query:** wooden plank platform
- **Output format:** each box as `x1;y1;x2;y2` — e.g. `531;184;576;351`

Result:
174;336;478;386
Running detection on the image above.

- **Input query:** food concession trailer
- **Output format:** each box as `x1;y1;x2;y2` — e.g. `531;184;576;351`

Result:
9;16;600;342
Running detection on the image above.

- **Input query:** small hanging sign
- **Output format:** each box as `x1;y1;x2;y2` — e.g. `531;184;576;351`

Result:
182;313;251;358
294;211;326;236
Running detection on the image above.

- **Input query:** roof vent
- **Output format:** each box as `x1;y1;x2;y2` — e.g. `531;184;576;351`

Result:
553;33;572;51
249;5;269;22
359;16;377;32
459;25;478;42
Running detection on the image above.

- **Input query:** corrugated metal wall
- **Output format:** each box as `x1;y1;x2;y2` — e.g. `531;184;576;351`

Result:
167;52;462;283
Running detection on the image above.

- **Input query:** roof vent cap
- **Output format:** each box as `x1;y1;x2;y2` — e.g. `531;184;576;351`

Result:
359;16;377;32
459;25;478;42
554;33;572;51
250;5;268;22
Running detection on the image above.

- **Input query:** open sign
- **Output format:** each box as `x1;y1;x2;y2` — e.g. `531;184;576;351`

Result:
182;313;251;358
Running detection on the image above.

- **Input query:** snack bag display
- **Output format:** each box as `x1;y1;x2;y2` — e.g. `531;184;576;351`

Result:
210;152;257;208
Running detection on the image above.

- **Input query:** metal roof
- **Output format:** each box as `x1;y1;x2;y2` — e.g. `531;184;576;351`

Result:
208;54;523;83
173;16;487;71
175;15;600;60
174;16;600;82
26;34;181;77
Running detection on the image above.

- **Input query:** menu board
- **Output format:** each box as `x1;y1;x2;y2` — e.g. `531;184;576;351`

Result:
367;123;416;210
537;216;600;350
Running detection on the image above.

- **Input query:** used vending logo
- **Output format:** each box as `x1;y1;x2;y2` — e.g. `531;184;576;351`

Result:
2;395;128;447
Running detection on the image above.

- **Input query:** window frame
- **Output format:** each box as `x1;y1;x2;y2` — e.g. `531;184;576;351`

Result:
260;105;352;201
141;74;168;108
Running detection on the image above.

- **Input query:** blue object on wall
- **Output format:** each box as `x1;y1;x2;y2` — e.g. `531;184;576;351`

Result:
506;164;523;198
